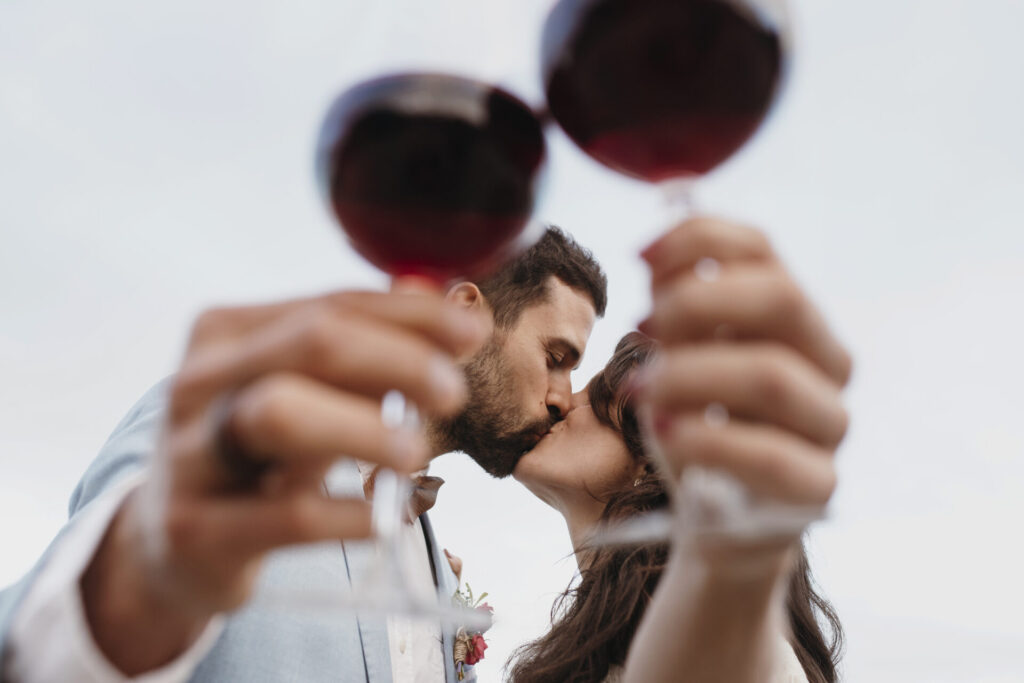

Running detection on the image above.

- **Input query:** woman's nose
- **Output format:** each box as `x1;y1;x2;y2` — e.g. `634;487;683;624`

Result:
570;387;589;410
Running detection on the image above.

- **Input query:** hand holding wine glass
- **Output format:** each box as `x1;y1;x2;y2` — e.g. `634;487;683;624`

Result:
80;290;487;674
637;217;852;544
538;0;837;541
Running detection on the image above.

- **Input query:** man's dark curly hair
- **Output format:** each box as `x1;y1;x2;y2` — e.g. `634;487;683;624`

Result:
476;226;607;328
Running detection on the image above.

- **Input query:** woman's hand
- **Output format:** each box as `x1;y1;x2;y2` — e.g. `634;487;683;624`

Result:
638;217;852;541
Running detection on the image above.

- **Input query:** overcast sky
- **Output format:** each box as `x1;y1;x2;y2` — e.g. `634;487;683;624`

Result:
2;1;1022;680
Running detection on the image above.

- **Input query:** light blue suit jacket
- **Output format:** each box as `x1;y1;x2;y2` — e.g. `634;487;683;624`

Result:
0;379;475;683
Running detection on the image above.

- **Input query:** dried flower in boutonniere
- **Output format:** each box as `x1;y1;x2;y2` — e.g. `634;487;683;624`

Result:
452;582;494;680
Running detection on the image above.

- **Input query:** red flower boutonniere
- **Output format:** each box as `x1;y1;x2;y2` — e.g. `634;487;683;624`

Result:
452;581;494;680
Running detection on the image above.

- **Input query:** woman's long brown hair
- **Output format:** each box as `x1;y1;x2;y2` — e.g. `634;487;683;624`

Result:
506;332;843;683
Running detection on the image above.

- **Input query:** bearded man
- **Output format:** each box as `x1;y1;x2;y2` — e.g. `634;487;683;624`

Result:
0;226;607;683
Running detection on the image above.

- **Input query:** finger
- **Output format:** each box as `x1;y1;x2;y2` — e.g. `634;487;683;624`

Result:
643;264;853;385
168;382;428;493
168;494;373;561
657;416;837;506
256;462;331;499
170;374;430;492
185;291;487;361
171;307;471;423
640;216;775;286
226;373;429;472
320;291;488;357
643;344;849;449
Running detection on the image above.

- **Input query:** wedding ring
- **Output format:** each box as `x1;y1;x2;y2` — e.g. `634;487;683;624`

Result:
212;396;274;487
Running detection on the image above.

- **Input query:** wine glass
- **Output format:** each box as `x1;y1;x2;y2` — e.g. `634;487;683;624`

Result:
540;0;823;543
255;72;545;628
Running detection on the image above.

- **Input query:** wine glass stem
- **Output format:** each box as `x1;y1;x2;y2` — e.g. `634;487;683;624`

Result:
376;390;418;543
660;177;699;223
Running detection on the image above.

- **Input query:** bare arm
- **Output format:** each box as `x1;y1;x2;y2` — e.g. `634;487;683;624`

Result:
625;217;851;683
623;540;794;683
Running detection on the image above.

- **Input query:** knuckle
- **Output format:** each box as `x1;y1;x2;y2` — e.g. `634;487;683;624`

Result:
819;466;839;502
751;446;792;487
770;274;806;321
674;418;716;467
284;497;321;540
747;227;773;256
324;291;359;314
168;370;209;423
164;502;203;556
666;278;702;323
190;307;232;344
236;377;297;445
836;346;855;386
300;312;347;366
830;404;851;447
676;220;708;254
753;351;795;406
168;373;196;413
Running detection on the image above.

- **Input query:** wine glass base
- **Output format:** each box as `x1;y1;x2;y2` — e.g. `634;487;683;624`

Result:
254;588;493;631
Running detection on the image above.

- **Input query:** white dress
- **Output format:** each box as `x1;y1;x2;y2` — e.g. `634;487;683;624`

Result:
602;636;809;683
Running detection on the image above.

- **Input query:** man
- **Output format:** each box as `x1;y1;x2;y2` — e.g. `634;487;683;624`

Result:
0;226;608;683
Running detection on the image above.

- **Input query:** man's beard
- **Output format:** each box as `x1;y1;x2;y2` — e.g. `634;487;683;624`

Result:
433;337;556;478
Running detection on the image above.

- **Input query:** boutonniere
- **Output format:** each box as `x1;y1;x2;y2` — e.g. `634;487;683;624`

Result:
451;581;494;680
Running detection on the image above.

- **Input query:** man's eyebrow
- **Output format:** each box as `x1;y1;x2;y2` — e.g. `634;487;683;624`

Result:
548;337;583;368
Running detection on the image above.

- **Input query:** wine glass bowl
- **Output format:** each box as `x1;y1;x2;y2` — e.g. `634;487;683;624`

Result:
541;0;789;182
316;72;548;283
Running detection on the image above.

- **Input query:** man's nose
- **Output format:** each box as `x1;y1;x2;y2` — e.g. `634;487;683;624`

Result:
545;377;573;420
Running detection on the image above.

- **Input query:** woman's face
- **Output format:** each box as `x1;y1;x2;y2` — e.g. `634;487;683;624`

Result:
513;383;639;511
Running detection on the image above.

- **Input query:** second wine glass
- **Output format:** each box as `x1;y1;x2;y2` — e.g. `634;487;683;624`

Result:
541;0;823;544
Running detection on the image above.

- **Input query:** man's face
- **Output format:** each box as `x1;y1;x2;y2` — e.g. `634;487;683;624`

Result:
443;277;597;478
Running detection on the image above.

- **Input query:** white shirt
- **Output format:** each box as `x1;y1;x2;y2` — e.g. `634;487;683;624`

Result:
385;518;446;683
2;473;225;683
3;469;447;683
354;460;446;683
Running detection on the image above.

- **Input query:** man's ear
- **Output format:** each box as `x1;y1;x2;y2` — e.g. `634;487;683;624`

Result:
446;282;487;314
446;282;495;355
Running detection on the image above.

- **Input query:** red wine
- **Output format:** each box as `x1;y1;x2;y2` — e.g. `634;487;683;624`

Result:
542;0;785;182
316;74;547;281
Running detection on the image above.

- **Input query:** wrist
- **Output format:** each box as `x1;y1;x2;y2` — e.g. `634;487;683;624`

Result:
81;491;214;675
673;533;797;585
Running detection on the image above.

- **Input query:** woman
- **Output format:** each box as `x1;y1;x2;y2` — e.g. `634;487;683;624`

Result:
508;332;843;683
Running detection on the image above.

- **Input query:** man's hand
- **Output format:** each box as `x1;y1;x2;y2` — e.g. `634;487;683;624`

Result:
638;217;852;537
80;290;487;674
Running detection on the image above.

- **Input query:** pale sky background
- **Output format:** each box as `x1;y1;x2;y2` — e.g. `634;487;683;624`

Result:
1;1;1022;680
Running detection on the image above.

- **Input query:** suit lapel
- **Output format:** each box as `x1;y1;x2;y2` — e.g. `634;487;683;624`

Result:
333;461;394;683
421;514;464;683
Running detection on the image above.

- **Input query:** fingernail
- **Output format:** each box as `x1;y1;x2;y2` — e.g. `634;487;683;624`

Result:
390;428;429;468
429;356;466;406
694;257;721;282
652;410;673;436
624;367;652;396
640;237;666;264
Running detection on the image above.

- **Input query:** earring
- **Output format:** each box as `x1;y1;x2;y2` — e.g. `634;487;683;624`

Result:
633;478;642;488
